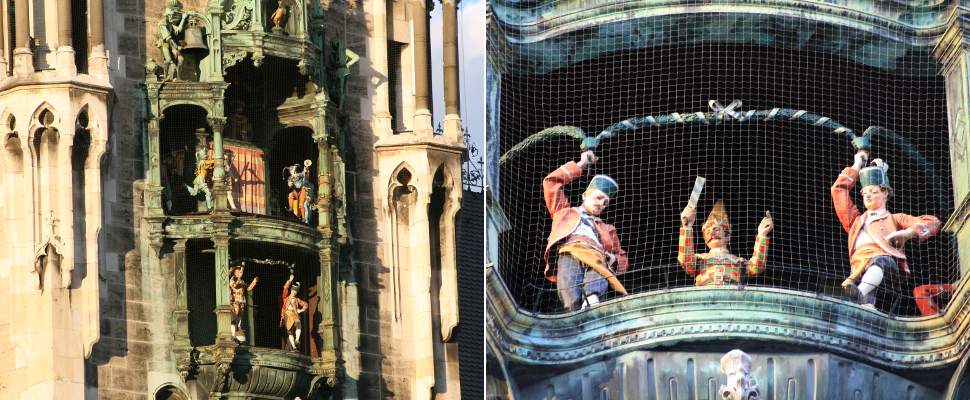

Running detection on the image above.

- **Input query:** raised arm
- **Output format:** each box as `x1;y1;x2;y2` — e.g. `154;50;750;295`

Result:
543;151;595;217
832;152;866;233
677;205;701;276
746;212;773;276
283;273;294;296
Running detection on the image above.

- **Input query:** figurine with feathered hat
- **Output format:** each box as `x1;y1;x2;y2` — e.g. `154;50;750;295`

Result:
543;150;628;311
280;273;308;351
832;150;941;307
679;200;774;286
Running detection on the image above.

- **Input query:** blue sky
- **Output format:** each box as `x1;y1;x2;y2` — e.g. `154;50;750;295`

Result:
430;0;486;157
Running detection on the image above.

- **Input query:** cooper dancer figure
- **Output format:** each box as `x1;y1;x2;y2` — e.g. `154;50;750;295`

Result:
279;273;308;351
543;150;628;311
228;262;258;342
679;201;773;286
832;151;941;307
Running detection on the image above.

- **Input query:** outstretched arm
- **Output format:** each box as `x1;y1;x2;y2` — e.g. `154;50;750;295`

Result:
543;151;595;217
886;213;942;247
832;152;866;233
747;212;773;276
283;273;294;296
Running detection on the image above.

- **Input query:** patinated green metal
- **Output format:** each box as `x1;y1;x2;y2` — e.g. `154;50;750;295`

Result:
491;1;954;77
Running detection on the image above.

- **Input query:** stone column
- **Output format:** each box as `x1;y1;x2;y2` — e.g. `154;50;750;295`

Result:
0;0;7;78
933;18;970;276
12;0;31;76
314;133;338;360
409;0;433;136
441;0;462;142
209;117;229;211
56;129;75;290
88;0;108;77
145;115;165;217
409;190;435;399
172;240;190;343
56;0;76;76
213;236;233;343
371;0;393;136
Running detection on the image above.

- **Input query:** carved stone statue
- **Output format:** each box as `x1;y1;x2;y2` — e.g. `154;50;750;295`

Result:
679;201;773;286
33;212;69;290
155;0;189;81
279;273;308;351
720;349;759;400
329;41;360;109
228;262;258;342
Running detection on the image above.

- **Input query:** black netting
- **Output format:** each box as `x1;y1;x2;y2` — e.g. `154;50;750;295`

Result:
493;14;959;317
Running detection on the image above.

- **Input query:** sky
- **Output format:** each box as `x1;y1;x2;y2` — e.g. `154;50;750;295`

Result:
430;0;486;163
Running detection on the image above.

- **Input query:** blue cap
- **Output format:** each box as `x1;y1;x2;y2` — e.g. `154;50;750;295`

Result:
587;175;618;199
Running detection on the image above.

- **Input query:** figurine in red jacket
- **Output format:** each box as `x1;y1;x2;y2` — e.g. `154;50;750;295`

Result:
832;151;941;307
543;150;628;311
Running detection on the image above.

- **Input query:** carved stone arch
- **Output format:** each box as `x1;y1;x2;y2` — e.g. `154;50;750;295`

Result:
73;105;96;167
27;102;61;145
74;104;105;170
159;100;214;118
387;162;418;209
0;108;21;164
153;383;190;400
287;121;315;132
0;108;12;131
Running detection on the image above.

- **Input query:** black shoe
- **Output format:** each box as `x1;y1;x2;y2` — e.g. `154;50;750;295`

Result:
843;282;861;301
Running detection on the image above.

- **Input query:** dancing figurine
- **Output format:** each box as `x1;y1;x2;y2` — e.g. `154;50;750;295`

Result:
832;151;941;307
279;273;308;351
185;134;214;210
542;150;628;311
679;199;773;286
285;160;315;223
270;0;287;33
228;262;258;342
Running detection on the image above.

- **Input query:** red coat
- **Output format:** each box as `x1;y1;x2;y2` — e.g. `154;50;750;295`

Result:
279;283;308;326
831;167;941;275
543;161;628;282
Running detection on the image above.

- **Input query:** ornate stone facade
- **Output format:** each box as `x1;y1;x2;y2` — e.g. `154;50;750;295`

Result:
0;0;471;398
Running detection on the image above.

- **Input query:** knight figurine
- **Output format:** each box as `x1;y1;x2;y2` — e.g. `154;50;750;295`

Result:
155;0;188;81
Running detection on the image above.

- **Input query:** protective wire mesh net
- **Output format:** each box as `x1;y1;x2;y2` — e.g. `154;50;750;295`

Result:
492;14;959;317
